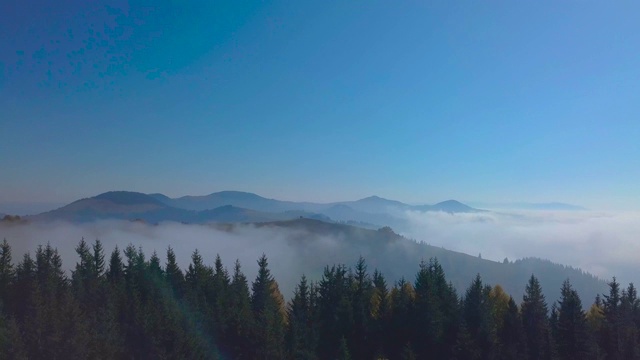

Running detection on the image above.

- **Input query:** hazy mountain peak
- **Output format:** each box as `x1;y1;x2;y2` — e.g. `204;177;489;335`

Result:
430;199;478;213
94;191;163;206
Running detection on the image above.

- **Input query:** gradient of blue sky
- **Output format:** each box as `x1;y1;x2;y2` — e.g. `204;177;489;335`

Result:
1;1;639;209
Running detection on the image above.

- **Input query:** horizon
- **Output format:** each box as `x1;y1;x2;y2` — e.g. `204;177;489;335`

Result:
0;187;592;216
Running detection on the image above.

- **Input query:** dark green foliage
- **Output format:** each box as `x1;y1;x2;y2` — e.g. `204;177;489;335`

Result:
555;279;589;360
462;274;495;359
0;238;633;359
0;239;13;312
228;259;254;359
495;296;526;359
287;275;317;360
522;274;553;360
251;254;286;359
316;264;354;359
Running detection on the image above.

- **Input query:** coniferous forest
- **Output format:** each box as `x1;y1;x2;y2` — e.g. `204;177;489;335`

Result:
0;238;638;360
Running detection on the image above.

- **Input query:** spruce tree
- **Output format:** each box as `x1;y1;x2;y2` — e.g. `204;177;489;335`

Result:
462;274;494;359
602;277;622;360
165;246;185;298
496;297;526;360
556;279;589;360
389;278;416;359
287;275;317;360
0;239;13;313
251;254;286;359
371;269;390;358
350;256;374;360
228;259;254;359
522;274;552;360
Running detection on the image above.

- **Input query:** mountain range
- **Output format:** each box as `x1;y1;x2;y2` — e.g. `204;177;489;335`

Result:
29;190;480;228
3;191;609;304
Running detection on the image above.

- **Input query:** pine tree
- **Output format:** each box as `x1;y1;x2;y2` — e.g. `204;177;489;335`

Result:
287;275;317;360
522;274;552;360
251;254;286;359
586;297;606;360
0;239;13;313
13;252;35;322
165;246;185;298
462;274;494;359
389;278;416;359
413;259;441;358
228;259;254;359
619;283;640;359
316;264;354;359
371;269;390;358
602;277;622;360
211;253;231;351
350;256;374;359
496;297;526;360
184;249;218;357
453;320;481;360
556;279;589;360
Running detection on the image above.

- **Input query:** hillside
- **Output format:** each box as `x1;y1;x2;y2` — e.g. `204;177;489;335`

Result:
149;191;483;230
30;191;319;224
216;218;608;305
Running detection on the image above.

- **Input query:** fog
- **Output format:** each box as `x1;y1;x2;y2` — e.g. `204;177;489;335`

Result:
0;220;346;297
2;210;639;296
403;210;640;284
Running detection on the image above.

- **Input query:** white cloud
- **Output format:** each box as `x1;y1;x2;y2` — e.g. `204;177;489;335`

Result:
0;220;344;297
403;210;640;284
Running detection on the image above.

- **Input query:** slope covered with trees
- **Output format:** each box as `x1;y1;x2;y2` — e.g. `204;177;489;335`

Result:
0;238;635;359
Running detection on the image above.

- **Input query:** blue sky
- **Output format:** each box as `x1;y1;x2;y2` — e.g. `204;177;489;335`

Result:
1;1;639;209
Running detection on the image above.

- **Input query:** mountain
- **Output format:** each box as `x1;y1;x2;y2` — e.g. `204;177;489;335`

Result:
414;199;481;213
220;218;607;305
150;191;320;213
339;195;411;213
31;191;322;224
29;190;484;232
148;191;482;230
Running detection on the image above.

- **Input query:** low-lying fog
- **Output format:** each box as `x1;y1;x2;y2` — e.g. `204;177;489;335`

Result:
404;210;640;284
1;210;638;296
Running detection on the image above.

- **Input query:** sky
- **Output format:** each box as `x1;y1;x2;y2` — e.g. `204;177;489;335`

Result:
1;1;639;210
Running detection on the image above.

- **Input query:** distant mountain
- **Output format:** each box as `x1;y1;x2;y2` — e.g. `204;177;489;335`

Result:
150;191;319;213
31;191;324;224
220;218;607;305
415;199;481;213
339;195;411;213
148;191;482;230
29;190;483;232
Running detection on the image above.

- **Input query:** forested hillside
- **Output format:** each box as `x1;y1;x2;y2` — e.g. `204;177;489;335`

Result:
0;239;635;359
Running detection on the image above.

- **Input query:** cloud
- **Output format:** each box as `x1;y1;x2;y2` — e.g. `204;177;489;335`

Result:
0;220;345;297
403;209;640;284
2;210;639;297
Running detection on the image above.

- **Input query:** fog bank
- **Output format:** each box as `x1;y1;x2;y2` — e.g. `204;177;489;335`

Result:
404;210;640;284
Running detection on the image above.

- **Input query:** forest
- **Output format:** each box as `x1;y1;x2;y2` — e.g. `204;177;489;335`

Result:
0;238;638;360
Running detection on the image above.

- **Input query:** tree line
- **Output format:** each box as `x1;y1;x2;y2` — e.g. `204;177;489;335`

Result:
0;238;638;359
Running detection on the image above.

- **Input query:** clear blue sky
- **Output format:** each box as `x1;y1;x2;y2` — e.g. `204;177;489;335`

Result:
1;1;639;209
